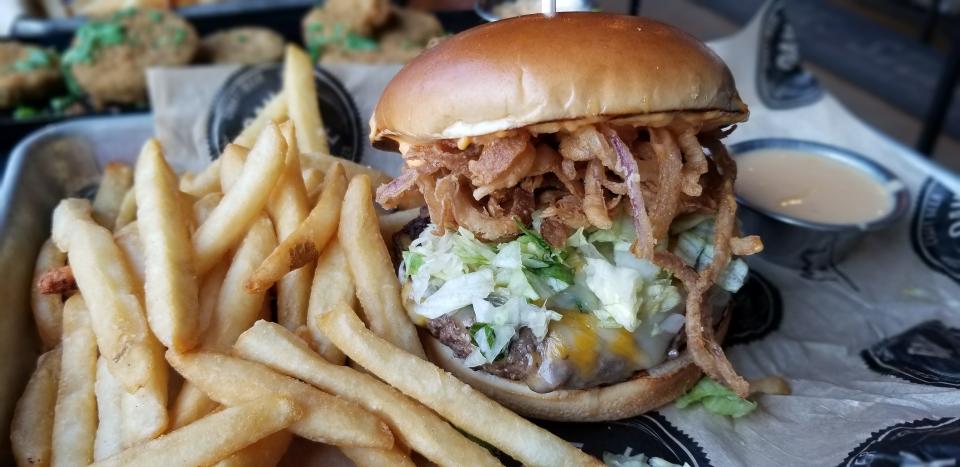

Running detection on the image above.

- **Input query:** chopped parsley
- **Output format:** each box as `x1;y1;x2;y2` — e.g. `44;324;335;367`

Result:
63;20;126;65
514;218;574;288
469;323;496;350
12;48;53;72
13;106;40;119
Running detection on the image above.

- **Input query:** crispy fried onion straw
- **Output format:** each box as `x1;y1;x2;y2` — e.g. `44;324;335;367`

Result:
601;127;654;259
682;137;750;397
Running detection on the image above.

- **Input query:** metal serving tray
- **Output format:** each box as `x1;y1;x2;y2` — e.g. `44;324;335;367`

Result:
0;115;152;462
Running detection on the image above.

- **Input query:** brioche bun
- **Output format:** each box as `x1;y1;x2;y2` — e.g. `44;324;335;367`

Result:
370;12;747;145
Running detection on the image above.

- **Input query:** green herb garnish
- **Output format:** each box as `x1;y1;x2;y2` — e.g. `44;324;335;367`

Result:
469;323;496;350
13;106;40;119
12;48;53;72
63;20;126;65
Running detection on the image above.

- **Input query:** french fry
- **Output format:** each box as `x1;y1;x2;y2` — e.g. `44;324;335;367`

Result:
300;152;425;210
51;295;98;467
197;257;230;344
246;162;346;294
31;238;66;349
211;431;293;467
219;144;247;194
300;152;391;188
166;350;394;448
203;215;275;351
279;438;344;465
51;199;167;396
319;303;601;467
378;208;422;241
113;188;137;231
234;321;503;467
179;158;222;198
92;162;133;230
90;396;302;467
11;347;61;467
306;239;350;364
94;357;123;461
268;121;312;330
179;191;198;231
172;215;275;427
135;139;201;352
284;45;328;154
119;374;169;449
339;175;425;357
234;90;288;148
301;167;323;202
193;192;223;228
170;382;220;430
749;376;792;396
193;123;286;275
114;222;145;287
341;447;415;467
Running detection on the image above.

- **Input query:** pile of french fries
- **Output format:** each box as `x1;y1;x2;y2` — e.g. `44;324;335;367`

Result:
11;45;601;467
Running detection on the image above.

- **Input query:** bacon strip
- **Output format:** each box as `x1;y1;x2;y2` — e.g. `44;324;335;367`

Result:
472;142;536;199
468;133;532;187
376;168;421;209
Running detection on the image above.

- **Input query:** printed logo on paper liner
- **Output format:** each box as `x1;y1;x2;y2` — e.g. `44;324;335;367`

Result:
911;178;960;286
206;63;363;163
726;270;783;346
529;412;711;467
861;320;960;389
838;417;960;467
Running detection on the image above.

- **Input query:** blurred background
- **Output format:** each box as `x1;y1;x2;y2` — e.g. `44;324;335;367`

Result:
1;0;958;171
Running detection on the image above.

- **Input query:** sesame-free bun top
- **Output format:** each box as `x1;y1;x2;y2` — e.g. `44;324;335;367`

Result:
370;12;747;145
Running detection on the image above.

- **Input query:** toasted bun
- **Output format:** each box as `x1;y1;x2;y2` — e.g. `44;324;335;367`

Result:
422;311;730;421
371;12;747;145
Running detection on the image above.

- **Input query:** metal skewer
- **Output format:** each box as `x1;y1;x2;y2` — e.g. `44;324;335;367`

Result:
542;0;556;17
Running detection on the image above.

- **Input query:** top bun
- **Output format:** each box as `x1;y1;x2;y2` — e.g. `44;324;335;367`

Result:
370;12;747;145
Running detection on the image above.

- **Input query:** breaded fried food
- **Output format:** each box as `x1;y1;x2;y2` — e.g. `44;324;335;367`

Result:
302;6;443;64
0;42;62;109
63;8;198;107
200;27;284;65
315;0;391;37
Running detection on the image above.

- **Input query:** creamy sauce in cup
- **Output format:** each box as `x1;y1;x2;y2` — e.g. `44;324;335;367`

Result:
735;149;894;225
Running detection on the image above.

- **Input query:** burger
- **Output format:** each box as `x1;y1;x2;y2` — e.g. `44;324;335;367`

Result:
371;12;763;421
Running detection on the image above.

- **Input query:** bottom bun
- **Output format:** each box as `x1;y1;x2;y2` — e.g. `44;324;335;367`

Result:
422;309;731;422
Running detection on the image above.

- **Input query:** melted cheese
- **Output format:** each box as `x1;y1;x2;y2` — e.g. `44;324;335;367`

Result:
550;312;646;377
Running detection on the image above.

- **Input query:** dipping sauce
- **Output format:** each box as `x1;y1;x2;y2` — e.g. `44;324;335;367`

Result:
735;149;894;225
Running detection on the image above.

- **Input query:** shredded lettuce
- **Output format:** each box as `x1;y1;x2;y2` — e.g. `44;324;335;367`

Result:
451;227;497;267
675;377;757;418
671;219;748;292
402;211;746;364
415;269;495;319
466;297;559;364
603;447;689;467
583;258;681;331
584;257;645;330
402;251;424;278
